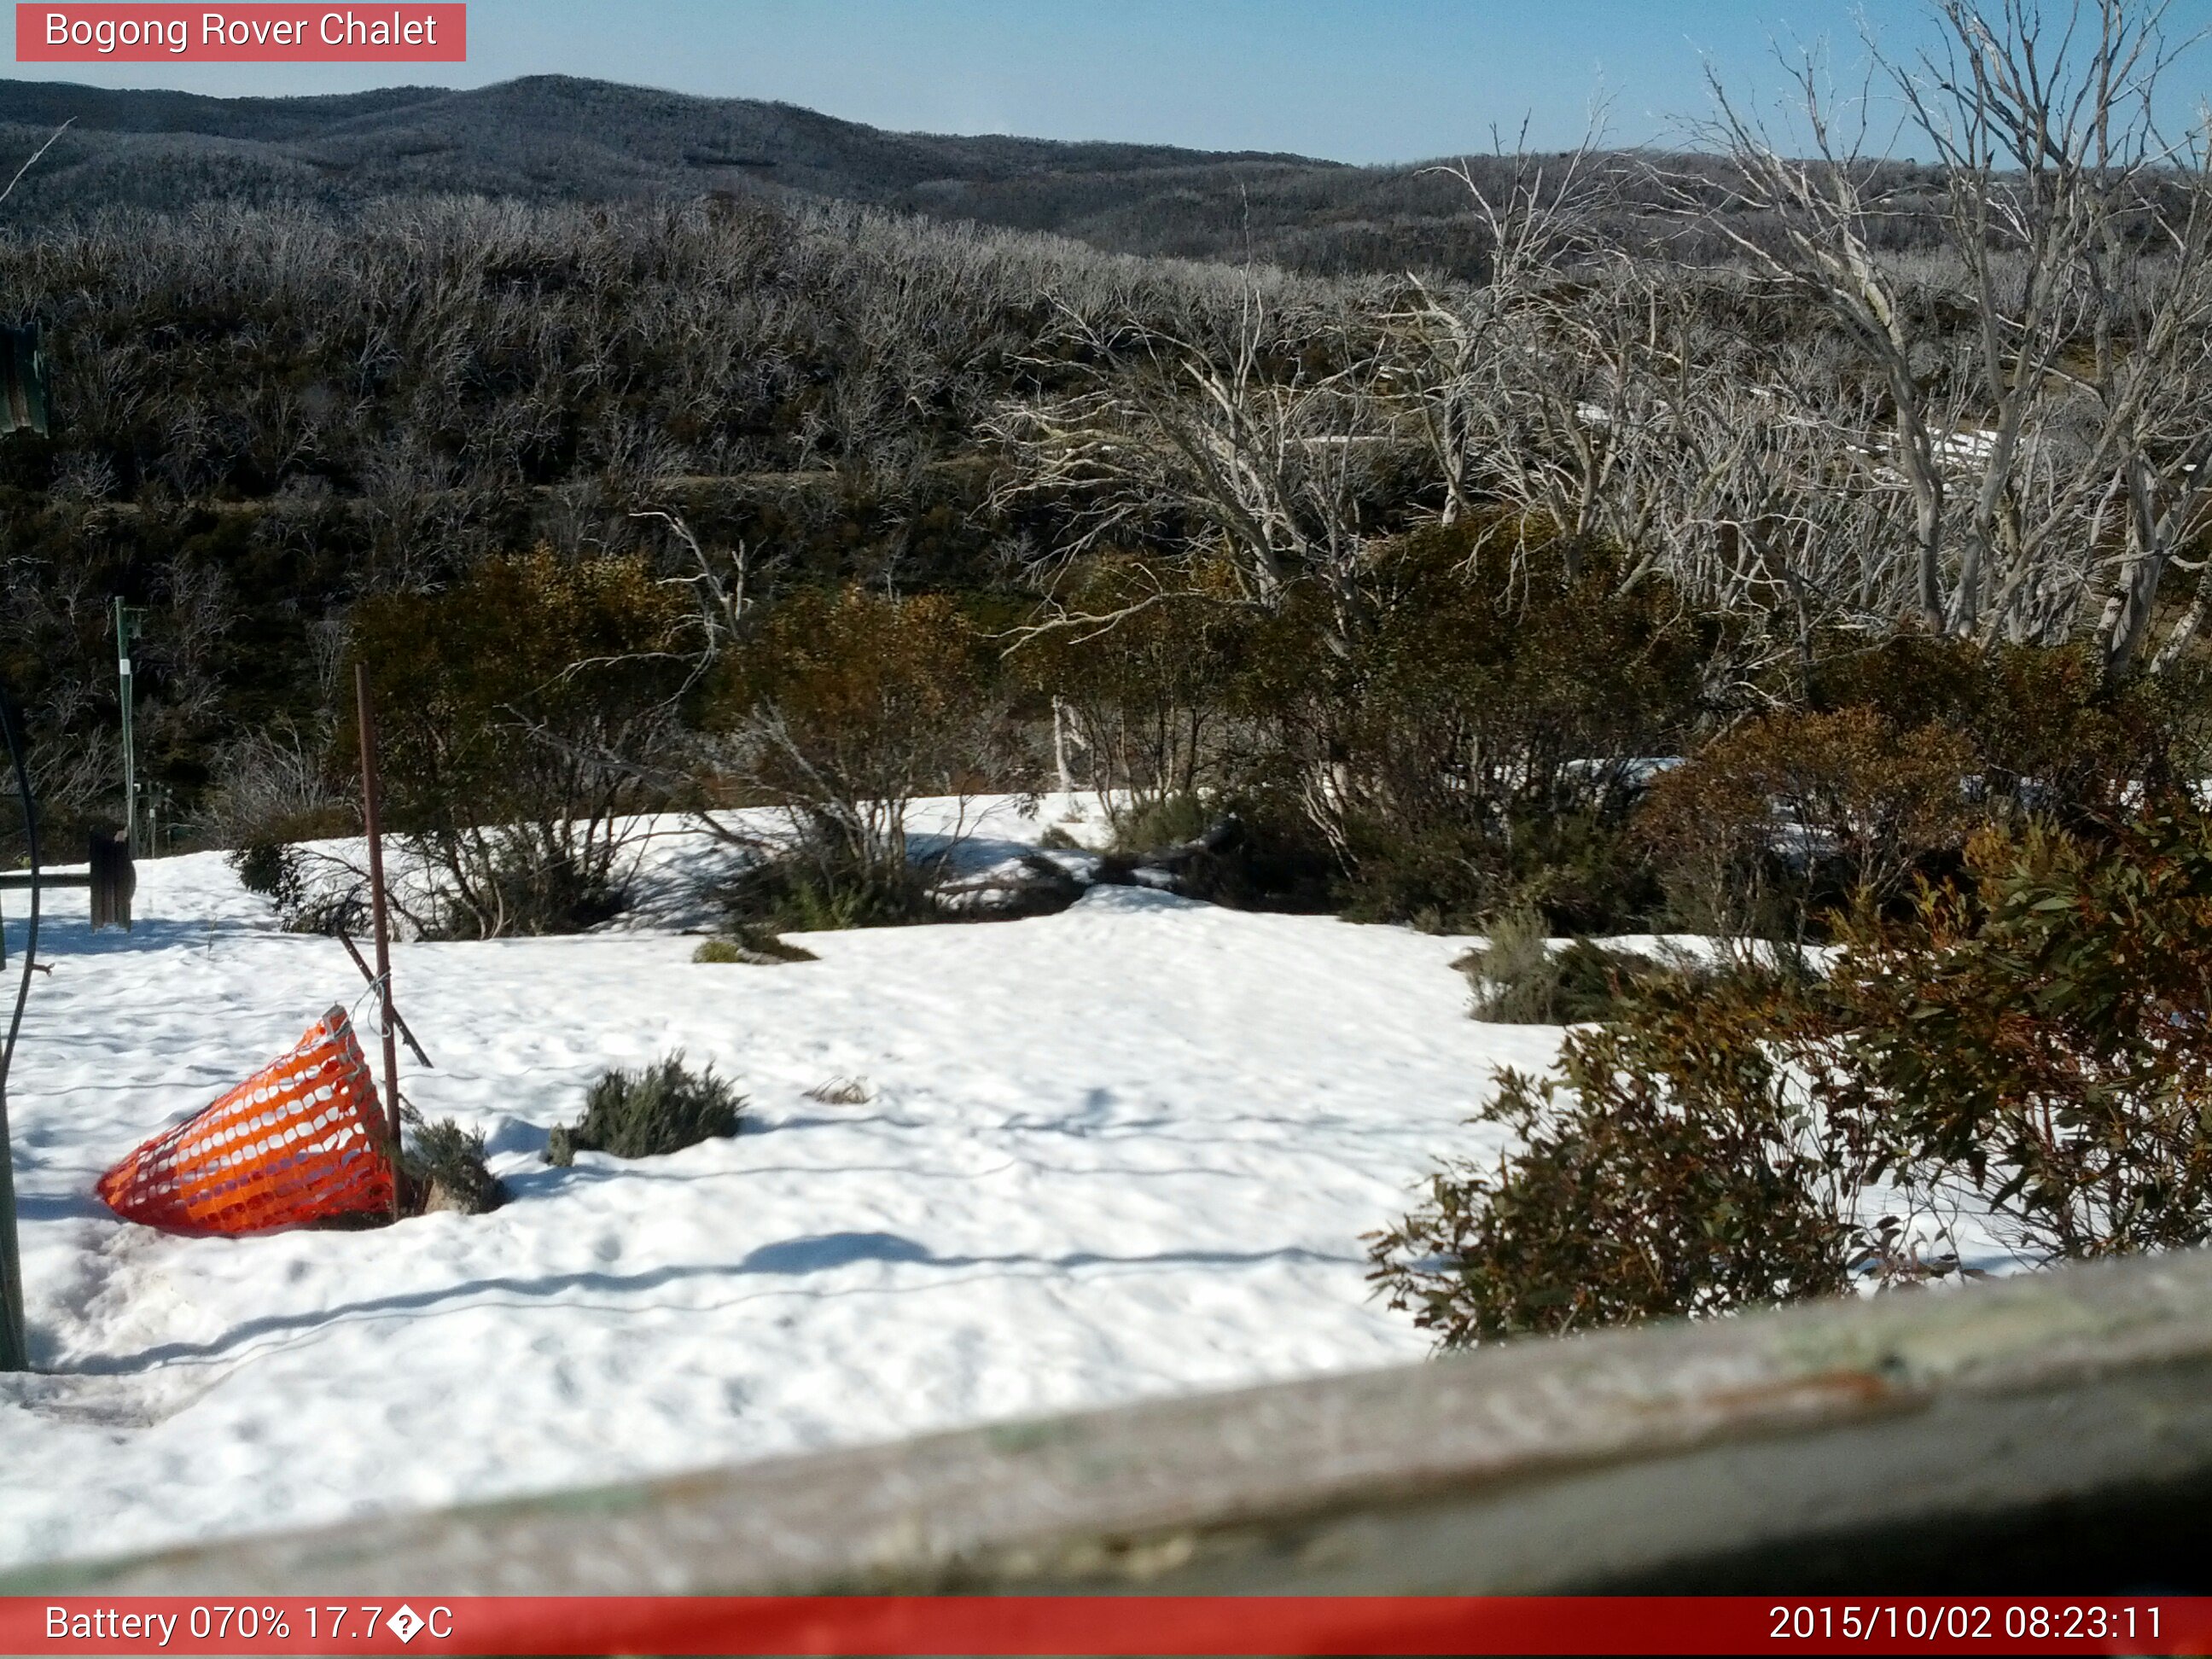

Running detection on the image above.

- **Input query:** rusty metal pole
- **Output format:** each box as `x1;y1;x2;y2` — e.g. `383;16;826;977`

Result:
354;662;404;1215
0;684;38;1371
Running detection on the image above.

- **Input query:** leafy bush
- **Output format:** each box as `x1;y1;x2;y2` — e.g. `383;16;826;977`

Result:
1012;556;1253;835
1246;522;1711;932
1076;795;1335;912
1485;807;1667;939
1824;807;2212;1262
350;550;693;940
1135;797;1337;911
717;841;943;932
1639;706;1975;940
1368;969;1875;1345
546;1054;747;1165
1376;802;2212;1350
1109;791;1220;856
703;585;1008;925
399;1112;505;1217
1456;907;1554;1022
226;839;369;935
1807;637;2199;824
282;880;370;939
426;835;633;939
229;841;303;910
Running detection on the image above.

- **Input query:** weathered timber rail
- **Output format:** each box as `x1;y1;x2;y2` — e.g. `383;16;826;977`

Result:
15;1246;2212;1594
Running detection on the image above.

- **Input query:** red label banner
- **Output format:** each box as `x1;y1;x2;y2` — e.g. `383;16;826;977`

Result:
2;1596;2207;1655
16;4;464;61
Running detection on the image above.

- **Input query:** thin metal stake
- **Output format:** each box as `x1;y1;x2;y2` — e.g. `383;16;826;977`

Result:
114;597;136;859
355;663;404;1217
0;688;38;1370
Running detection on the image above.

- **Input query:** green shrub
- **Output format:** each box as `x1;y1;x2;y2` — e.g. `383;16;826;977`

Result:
1331;818;1499;932
1545;939;1658;1022
1109;791;1218;855
1807;636;2196;823
1456;908;1556;1022
1248;522;1711;934
1086;794;1334;911
1173;800;1336;912
546;1054;747;1165
1011;555;1251;839
229;841;303;909
283;881;369;939
1823;807;2212;1262
1368;969;1873;1346
399;1113;505;1217
717;841;942;932
227;840;368;936
1501;806;1669;937
705;585;1009;919
421;831;631;939
349;550;692;940
1455;912;1679;1024
1376;801;2212;1350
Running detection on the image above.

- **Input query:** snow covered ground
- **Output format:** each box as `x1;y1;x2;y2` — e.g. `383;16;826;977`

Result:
0;797;1569;1573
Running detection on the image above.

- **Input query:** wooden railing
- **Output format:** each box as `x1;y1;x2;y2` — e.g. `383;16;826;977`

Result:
17;1246;2212;1594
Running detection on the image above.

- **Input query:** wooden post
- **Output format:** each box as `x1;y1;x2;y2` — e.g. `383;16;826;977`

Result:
354;662;404;1215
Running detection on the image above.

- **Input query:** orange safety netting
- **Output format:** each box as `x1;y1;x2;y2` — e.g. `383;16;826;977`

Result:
97;1005;395;1234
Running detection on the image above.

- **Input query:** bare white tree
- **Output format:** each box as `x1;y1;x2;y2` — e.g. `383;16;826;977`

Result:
987;284;1406;658
1696;0;2212;673
1386;133;1621;547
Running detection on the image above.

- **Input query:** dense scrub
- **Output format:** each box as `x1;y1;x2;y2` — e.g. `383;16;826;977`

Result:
350;550;693;936
1373;802;2212;1345
0;192;1362;852
5;145;2206;944
1370;967;1871;1343
702;585;1006;930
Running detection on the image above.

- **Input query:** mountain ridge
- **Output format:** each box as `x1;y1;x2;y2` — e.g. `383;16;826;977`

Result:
0;73;1541;276
0;73;1343;190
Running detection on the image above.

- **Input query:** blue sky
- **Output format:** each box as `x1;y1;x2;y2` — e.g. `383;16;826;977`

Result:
8;1;2209;163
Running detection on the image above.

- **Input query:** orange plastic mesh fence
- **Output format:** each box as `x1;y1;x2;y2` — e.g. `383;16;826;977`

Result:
97;1005;395;1234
